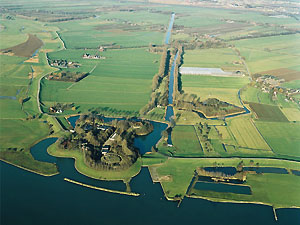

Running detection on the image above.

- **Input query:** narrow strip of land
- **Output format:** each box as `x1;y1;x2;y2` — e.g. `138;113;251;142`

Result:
64;178;140;196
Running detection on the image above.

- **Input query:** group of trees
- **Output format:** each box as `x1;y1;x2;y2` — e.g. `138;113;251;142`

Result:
197;122;213;152
175;94;244;117
48;71;89;82
140;48;171;115
173;39;228;50
58;114;153;171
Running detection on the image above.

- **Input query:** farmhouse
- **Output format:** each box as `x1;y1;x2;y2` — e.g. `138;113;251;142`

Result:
83;53;106;59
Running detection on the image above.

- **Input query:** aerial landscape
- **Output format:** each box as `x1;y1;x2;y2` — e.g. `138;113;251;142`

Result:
0;0;299;224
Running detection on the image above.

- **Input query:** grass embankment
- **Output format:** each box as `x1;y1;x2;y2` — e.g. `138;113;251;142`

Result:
64;178;140;196
48;142;142;182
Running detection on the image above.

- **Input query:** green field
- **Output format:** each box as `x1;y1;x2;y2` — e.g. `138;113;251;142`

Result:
281;108;300;122
233;34;300;74
41;48;160;114
181;75;249;106
182;48;244;71
241;86;275;105
255;121;300;158
227;116;271;150
170;125;203;157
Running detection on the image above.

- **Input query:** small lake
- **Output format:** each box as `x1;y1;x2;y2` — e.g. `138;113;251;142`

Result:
291;170;300;176
194;181;252;195
203;166;289;175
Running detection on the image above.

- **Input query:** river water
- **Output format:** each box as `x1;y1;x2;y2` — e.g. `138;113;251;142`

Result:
165;13;175;45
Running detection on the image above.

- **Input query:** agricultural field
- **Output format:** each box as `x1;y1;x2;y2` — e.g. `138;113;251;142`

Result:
227;116;271;150
170;125;203;157
255;121;300;158
281;108;300;122
182;48;245;72
233;34;300;74
40;48;160;114
241;86;275;105
181;75;249;106
247;102;289;122
56;16;165;49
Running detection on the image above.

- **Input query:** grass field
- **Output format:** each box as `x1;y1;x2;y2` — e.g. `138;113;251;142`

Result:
233;34;300;74
170;125;203;157
227;116;271;150
248;102;289;122
241;86;275;105
255;121;300;158
56;16;165;49
281;108;300;122
41;48;160;114
182;48;244;71
181;75;249;106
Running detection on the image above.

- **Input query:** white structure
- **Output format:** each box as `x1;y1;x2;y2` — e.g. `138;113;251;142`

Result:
179;67;237;76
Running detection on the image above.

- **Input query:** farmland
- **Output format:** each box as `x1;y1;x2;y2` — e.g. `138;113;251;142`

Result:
182;48;245;72
247;102;289;122
1;34;43;57
255;122;300;158
181;75;249;106
40;48;160;114
0;0;300;220
227;116;271;150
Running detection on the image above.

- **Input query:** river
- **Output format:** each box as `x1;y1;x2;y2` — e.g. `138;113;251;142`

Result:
165;13;175;45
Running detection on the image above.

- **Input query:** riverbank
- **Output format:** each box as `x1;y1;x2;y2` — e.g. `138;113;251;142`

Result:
64;178;140;196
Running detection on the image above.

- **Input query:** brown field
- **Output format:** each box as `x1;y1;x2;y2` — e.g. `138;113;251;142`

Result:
24;54;39;63
1;34;43;57
247;102;289;122
260;68;300;82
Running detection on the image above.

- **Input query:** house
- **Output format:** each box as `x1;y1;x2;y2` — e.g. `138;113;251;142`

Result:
109;133;117;141
101;145;110;155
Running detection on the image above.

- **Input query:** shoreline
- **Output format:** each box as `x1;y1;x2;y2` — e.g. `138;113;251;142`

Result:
64;178;140;196
0;159;59;177
186;194;300;210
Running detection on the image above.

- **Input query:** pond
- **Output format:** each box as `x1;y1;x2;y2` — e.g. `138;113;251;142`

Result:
194;181;252;195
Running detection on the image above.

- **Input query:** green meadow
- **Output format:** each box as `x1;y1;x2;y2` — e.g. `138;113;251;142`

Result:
233;34;300;74
182;48;244;71
41;48;160;114
255;121;300;158
181;75;249;106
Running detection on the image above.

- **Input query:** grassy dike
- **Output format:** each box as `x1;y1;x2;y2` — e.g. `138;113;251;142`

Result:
47;142;142;182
